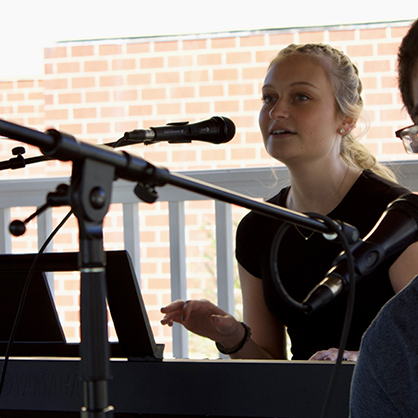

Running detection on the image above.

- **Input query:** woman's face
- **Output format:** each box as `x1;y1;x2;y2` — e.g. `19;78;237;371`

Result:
259;54;343;166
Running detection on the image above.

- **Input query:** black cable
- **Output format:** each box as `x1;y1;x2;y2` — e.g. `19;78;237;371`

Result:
0;209;73;397
269;213;356;418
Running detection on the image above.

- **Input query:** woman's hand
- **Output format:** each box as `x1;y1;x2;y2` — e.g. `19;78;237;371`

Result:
309;347;359;362
160;299;244;347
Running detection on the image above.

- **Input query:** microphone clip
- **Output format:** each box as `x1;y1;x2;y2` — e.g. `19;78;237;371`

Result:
9;183;71;237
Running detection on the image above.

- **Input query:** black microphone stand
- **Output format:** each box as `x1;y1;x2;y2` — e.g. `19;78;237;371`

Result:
0;118;359;417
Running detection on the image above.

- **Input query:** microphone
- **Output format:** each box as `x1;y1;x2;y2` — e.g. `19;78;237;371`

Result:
303;193;418;313
121;116;235;145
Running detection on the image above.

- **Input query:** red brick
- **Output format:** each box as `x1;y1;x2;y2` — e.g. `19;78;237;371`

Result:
226;51;252;64
240;35;265;47
380;107;406;121
360;28;387;40
44;46;67;59
127;73;152;85
0;81;13;89
213;68;239;81
44;63;54;74
44;78;68;89
154;41;179;52
72;45;95;57
115;120;142;132
244;98;263;111
367;125;397;139
378;42;401;56
73;108;97;119
112;58;137;70
59;124;83;135
231;147;257;160
382;141;405;154
17;80;34;89
228;83;254;96
168;55;193;67
126;43;150;54
363;60;391;73
172;150;198;162
86;91;110;103
185;102;210;114
390;26;410;39
87;122;111;134
329;30;356;42
28;92;44;101
199;85;224;97
156;72;180;84
101;106;125;118
113;89;138;101
243;66;268;80
214;100;240;113
299;31;325;43
57;62;80;73
99;44;123;55
364;92;393;106
142;88;166;101
381;75;398;89
156;103;182;114
17;105;35;113
58;92;82;104
129;104;153;116
211;37;237;48
183;39;207;50
184;70;209;82
45;109;69;120
7;93;24;101
99;75;124;87
170;86;195;99
141;57;164;69
269;33;295;46
72;76;96;89
84;60;108;72
197;53;222;66
347;44;374;57
256;50;278;64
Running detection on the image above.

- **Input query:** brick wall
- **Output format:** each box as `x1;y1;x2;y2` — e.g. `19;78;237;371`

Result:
0;21;416;357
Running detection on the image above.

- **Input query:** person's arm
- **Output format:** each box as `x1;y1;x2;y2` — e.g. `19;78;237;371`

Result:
230;264;287;359
161;264;287;359
389;241;418;292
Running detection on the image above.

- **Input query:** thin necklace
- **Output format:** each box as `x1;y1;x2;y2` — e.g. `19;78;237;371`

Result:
291;165;350;241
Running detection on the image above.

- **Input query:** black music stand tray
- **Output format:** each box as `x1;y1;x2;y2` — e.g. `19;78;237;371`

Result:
0;250;164;361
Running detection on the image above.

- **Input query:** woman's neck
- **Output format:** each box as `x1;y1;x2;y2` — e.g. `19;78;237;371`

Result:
286;162;361;214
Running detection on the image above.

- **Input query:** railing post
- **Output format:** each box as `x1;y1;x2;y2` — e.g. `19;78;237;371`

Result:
169;201;189;358
0;208;11;254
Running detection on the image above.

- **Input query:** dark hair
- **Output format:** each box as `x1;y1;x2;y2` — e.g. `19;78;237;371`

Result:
398;19;418;117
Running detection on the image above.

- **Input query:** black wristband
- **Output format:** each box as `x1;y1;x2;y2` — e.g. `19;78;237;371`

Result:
215;322;252;355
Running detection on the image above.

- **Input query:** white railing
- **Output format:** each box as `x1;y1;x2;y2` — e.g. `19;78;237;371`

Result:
0;161;417;357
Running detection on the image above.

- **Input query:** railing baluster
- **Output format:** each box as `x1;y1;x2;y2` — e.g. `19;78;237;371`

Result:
0;208;11;254
169;200;188;358
123;202;141;283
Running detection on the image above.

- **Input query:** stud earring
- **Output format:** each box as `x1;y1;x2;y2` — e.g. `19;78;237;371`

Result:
339;128;345;134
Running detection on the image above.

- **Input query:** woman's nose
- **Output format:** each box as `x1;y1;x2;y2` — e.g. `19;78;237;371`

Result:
269;99;288;119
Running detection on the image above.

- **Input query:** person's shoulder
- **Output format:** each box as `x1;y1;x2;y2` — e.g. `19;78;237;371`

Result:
364;275;418;343
360;170;410;196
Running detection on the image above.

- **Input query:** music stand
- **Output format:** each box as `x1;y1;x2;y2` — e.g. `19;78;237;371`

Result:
0;250;164;361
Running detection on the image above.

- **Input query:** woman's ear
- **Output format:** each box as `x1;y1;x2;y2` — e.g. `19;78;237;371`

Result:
338;117;357;135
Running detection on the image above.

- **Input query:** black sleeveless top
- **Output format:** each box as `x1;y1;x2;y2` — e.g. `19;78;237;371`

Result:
236;170;410;359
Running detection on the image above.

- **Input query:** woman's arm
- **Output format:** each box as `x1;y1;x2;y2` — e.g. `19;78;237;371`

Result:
233;263;287;359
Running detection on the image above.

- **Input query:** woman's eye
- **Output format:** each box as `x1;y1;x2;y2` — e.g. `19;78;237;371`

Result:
262;94;275;103
295;93;310;102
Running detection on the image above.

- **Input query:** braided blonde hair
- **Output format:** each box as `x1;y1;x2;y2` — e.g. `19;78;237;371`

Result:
271;43;397;182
